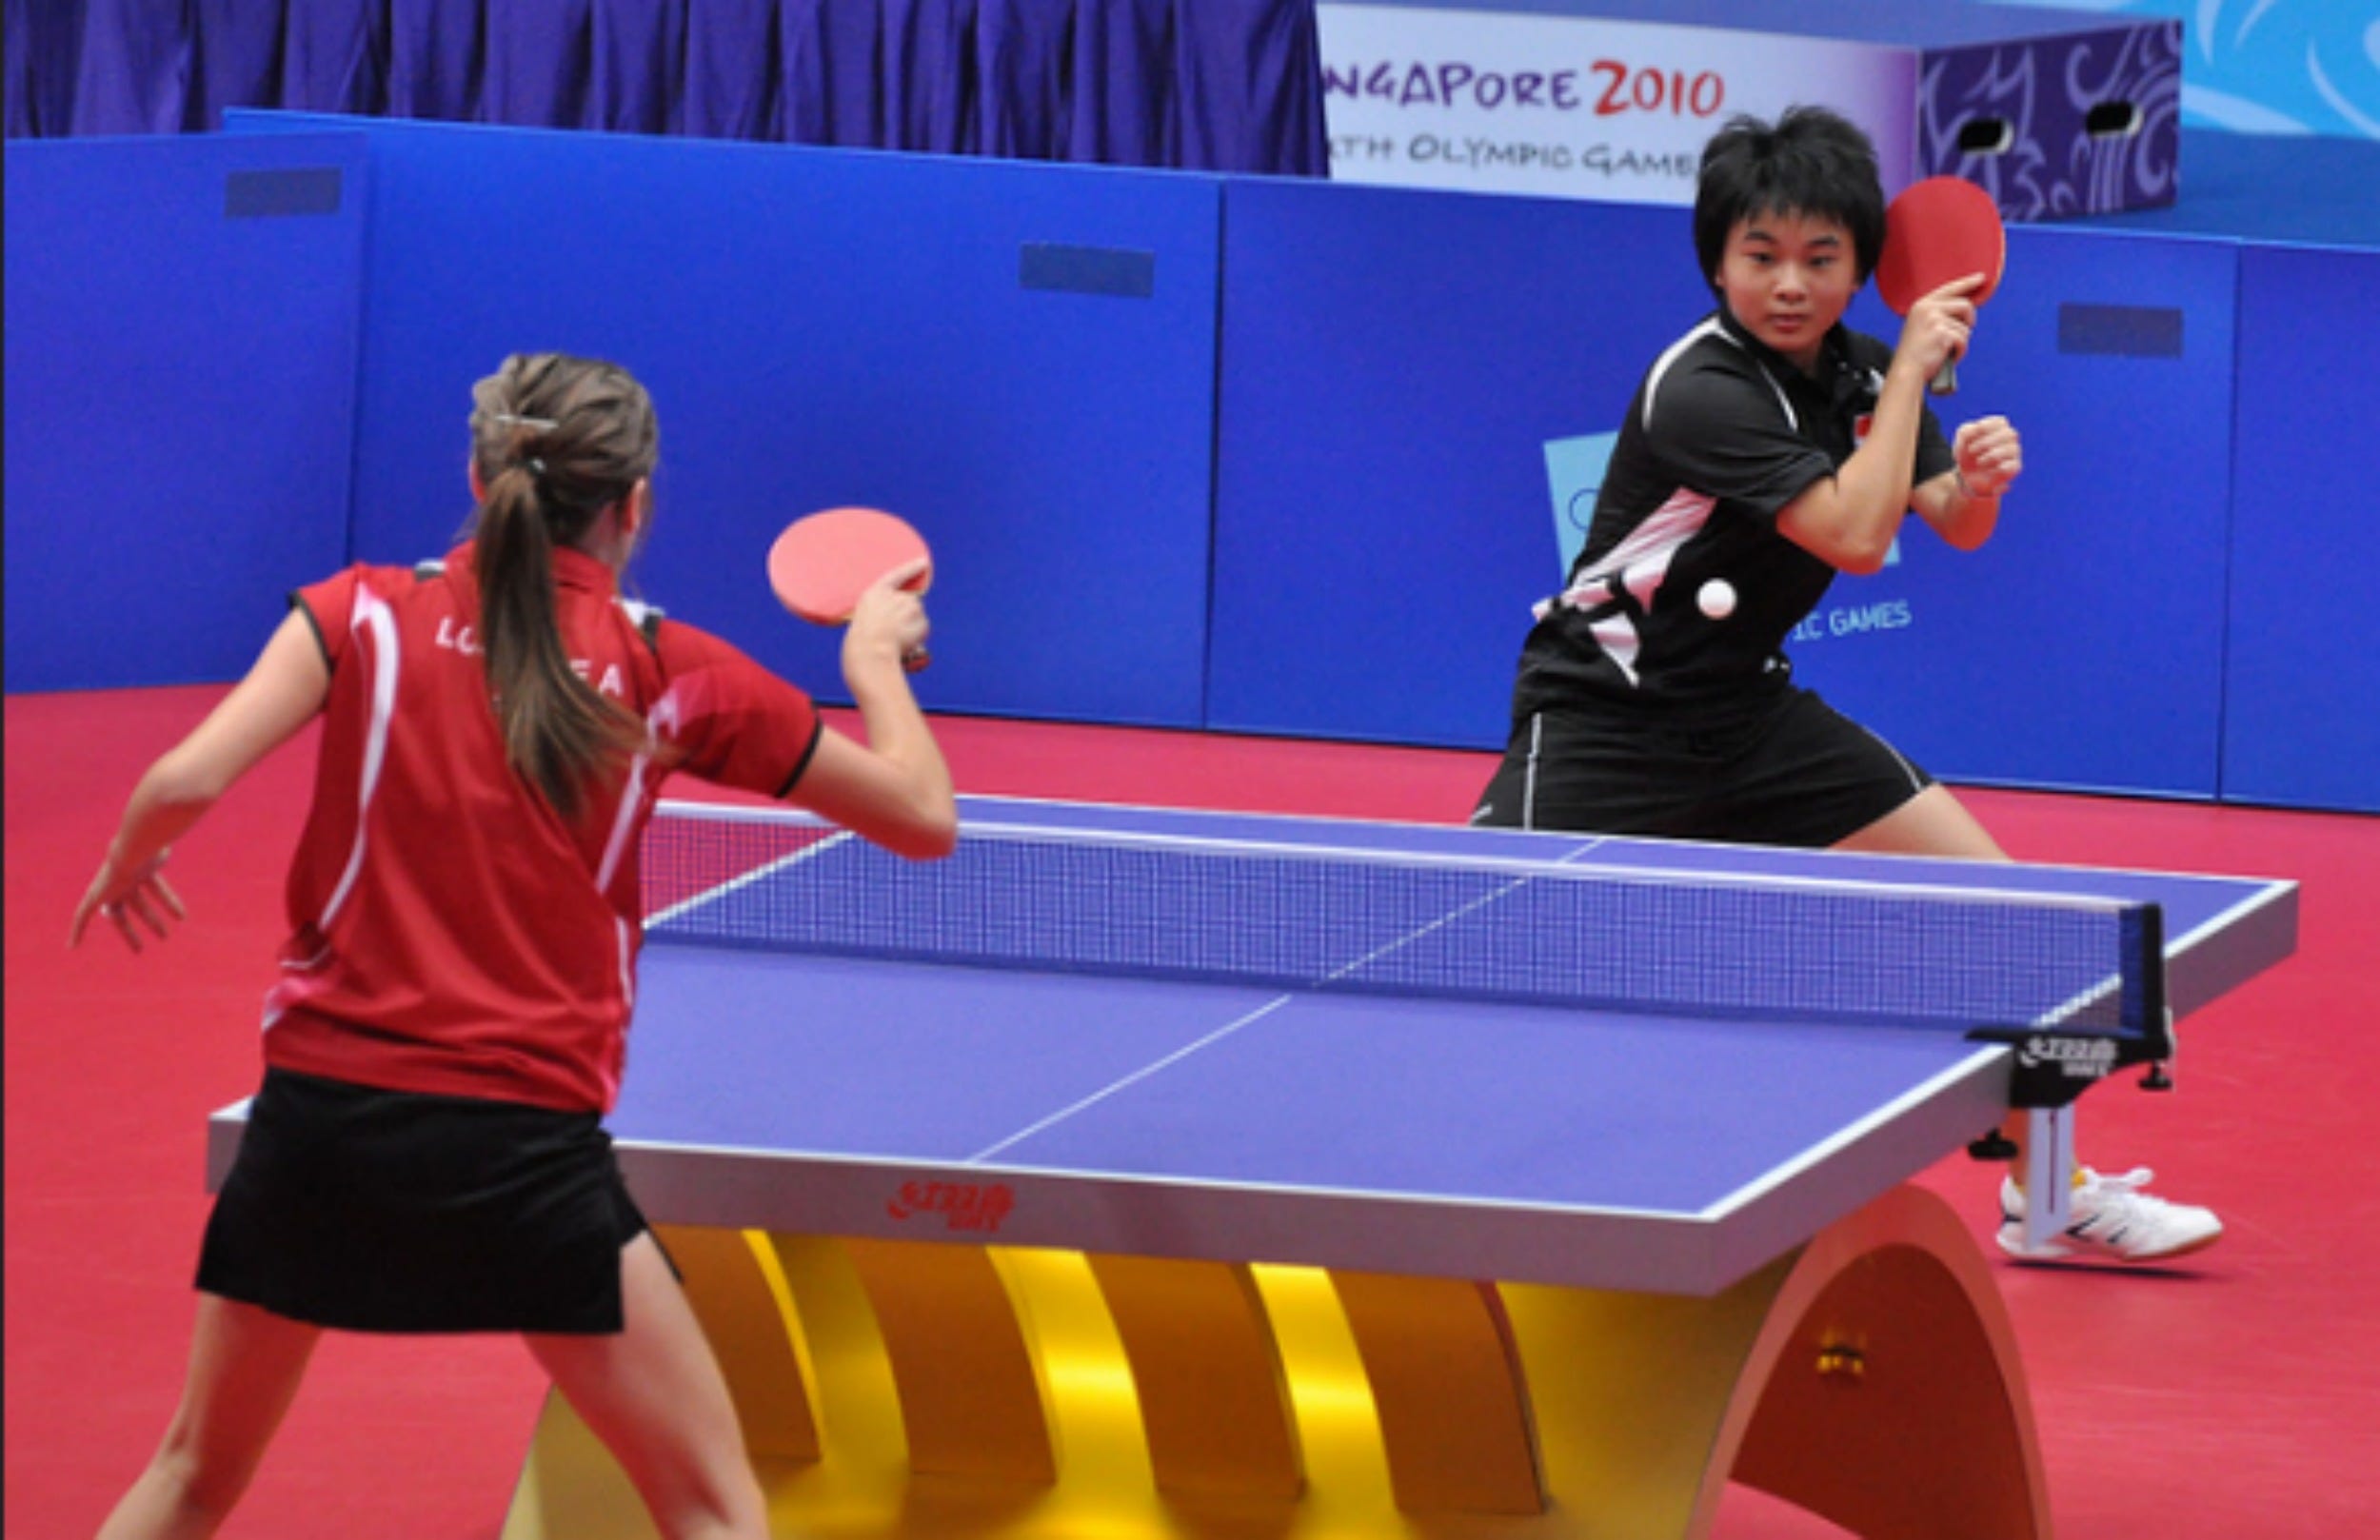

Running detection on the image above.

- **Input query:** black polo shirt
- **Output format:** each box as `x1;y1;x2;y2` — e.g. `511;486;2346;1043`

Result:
1510;308;1954;727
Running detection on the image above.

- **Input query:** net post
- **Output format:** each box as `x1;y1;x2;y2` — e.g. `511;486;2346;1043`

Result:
2125;903;2175;1089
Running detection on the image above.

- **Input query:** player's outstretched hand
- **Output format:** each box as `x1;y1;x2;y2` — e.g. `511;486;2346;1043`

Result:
1954;415;2022;499
70;850;187;953
843;557;933;678
1895;273;1984;387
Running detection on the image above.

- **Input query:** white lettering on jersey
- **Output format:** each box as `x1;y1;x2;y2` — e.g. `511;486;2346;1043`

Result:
563;659;627;697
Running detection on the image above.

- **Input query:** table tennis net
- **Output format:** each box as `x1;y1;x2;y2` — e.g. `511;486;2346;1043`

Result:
641;803;2160;1037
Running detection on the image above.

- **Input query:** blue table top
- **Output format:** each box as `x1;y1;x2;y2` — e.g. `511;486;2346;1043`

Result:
589;796;2295;1293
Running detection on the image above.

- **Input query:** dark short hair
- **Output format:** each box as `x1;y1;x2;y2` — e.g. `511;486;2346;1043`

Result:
1693;106;1886;287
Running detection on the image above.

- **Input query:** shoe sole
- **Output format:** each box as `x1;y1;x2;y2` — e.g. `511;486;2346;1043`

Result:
1996;1227;2225;1264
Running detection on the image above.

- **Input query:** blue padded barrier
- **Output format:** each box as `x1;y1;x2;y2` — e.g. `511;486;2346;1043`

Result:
1811;227;2240;800
1210;179;1711;750
225;110;1224;729
1210;178;2239;801
2221;243;2380;814
3;132;369;692
8;117;2371;811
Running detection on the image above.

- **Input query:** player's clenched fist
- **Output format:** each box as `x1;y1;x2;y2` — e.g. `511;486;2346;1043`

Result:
1953;415;2022;499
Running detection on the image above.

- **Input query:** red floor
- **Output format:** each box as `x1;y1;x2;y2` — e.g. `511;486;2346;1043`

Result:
8;687;2377;1538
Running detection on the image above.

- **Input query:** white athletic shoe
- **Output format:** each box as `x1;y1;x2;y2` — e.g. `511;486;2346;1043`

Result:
1997;1167;2224;1263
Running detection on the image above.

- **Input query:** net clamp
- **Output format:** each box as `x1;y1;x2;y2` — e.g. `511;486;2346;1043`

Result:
1965;1017;2173;1110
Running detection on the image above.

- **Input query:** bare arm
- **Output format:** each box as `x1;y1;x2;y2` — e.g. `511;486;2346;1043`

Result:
71;609;332;950
1777;274;1982;574
1913;414;2021;551
784;561;958;859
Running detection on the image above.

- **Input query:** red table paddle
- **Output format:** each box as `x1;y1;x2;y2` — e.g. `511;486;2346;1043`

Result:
1874;175;2007;396
768;507;933;671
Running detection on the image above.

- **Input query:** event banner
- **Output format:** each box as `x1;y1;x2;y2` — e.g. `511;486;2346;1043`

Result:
1316;3;1918;204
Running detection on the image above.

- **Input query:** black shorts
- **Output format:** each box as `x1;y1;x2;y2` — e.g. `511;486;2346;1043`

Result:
1470;687;1934;848
197;1068;650;1334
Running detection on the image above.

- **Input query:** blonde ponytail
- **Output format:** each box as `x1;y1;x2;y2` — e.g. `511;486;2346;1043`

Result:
465;355;659;818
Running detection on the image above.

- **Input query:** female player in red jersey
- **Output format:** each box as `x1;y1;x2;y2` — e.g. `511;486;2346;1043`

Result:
72;352;957;1540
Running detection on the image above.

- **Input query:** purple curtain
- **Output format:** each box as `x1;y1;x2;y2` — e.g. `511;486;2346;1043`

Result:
188;0;284;131
386;0;485;124
484;0;594;128
6;0;1322;174
683;0;778;141
281;0;387;119
977;0;1070;160
6;0;88;137
593;0;686;134
69;0;191;134
781;0;884;148
1067;0;1170;167
1179;0;1323;174
882;0;977;154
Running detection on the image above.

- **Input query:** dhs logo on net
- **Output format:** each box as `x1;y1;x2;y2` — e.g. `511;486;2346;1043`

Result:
2016;1036;2121;1081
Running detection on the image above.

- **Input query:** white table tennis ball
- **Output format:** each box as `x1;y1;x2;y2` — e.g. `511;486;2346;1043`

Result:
1697;579;1737;620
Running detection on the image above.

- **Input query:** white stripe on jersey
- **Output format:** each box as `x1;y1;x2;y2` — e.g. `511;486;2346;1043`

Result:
1528;316;1799;686
1646;316;1795;434
265;585;400;1032
1641;317;1724;432
595;686;683;896
318;587;400;931
1534;484;1719;670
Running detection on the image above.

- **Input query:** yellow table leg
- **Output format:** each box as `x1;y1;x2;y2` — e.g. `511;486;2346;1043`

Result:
1329;1271;1545;1513
1084;1254;1305;1499
840;1236;1060;1484
1508;1184;2052;1539
652;1224;822;1461
500;1185;2051;1539
1727;1194;2052;1539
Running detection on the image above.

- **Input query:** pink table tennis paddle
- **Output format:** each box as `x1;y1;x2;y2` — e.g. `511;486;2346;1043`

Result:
768;506;933;671
1874;175;2007;397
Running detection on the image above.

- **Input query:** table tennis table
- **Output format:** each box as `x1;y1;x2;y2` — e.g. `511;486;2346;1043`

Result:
208;794;2296;1540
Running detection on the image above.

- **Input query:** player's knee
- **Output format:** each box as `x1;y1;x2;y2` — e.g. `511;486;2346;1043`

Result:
145;1431;258;1526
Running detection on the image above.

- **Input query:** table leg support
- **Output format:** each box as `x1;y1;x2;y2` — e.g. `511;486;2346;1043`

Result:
1085;1254;1305;1499
1507;1185;2051;1539
2022;1106;2078;1253
1329;1271;1545;1513
500;1186;2052;1539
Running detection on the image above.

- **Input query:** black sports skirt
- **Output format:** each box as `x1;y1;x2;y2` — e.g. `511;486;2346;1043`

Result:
198;1067;649;1334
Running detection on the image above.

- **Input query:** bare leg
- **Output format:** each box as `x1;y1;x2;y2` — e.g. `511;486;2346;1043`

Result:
1831;783;2009;860
96;1294;323;1540
525;1233;770;1540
